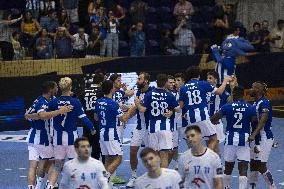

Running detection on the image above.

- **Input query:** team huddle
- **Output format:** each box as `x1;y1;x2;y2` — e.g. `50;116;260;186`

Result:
25;66;277;189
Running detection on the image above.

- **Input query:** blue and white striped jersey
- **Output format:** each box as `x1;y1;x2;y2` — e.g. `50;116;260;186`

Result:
220;100;256;146
48;96;89;145
215;56;235;85
113;89;126;126
207;91;230;116
179;80;217;124
26;96;51;146
254;97;274;140
94;97;124;141
135;87;153;130
143;88;179;133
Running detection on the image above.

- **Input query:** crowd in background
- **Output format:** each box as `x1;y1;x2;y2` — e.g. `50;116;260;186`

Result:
0;0;284;61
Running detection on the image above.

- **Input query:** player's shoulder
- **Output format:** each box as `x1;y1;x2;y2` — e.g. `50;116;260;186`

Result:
89;157;105;166
162;168;180;177
135;172;149;184
205;148;221;160
63;158;77;168
179;149;192;161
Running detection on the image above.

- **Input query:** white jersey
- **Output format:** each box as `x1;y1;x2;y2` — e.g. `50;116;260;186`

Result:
178;148;223;189
60;157;109;189
134;168;182;189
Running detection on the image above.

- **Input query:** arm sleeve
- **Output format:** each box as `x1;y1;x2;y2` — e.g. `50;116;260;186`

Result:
220;104;228;116
170;94;179;109
211;47;224;64
97;162;109;189
59;164;70;188
213;155;223;178
201;81;217;93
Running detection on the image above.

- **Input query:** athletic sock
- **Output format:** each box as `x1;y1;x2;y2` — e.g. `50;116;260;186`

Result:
131;169;137;178
262;170;277;189
249;171;259;189
28;185;35;189
223;174;232;189
45;184;54;189
35;176;45;189
239;176;248;189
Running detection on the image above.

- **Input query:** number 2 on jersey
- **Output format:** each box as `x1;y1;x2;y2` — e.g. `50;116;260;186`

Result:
233;112;243;128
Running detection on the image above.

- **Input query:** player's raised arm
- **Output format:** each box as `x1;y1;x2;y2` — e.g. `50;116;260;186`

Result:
134;96;147;113
215;76;233;95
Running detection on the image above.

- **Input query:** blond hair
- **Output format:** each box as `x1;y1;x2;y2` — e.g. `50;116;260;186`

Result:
59;77;72;92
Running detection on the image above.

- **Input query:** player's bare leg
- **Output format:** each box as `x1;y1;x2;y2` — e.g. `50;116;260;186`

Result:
159;151;170;168
170;147;179;170
45;160;64;189
258;162;277;189
35;159;49;189
249;159;259;189
105;155;122;175
130;146;139;177
224;161;234;189
206;139;221;157
238;162;248;189
207;134;218;152
28;160;38;189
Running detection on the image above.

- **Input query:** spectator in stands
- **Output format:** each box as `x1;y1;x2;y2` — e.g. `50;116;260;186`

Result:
129;22;145;57
106;12;119;57
58;9;70;31
20;11;41;54
35;28;53;59
55;27;75;58
40;10;59;37
39;0;57;17
173;19;196;55
260;20;270;52
0;11;22;61
25;0;40;19
11;31;25;60
248;22;262;52
160;29;180;55
212;0;229;45
106;0;125;21
87;25;101;56
224;3;236;30
269;19;284;52
130;0;148;24
88;0;104;16
72;27;89;58
60;0;79;25
90;7;105;26
173;0;194;23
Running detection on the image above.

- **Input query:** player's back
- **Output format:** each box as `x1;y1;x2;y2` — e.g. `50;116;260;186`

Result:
49;96;84;132
207;91;229;116
143;88;178;133
221;100;256;146
180;80;216;123
134;168;182;189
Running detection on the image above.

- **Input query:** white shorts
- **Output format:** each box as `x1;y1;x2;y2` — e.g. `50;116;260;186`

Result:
148;130;173;151
28;144;54;161
190;119;217;138
173;130;179;148
130;128;148;147
224;145;250;162
250;139;274;162
100;140;123;156
54;145;77;160
215;122;225;143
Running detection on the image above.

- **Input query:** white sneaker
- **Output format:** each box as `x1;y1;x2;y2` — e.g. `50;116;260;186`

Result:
126;177;136;188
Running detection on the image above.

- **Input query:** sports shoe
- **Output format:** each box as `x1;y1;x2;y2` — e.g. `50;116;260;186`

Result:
126;177;137;188
111;176;126;184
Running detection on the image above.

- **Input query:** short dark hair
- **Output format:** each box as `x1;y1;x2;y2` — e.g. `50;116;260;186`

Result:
12;31;19;38
109;73;121;82
156;74;168;88
174;73;185;80
168;75;174;80
139;72;151;84
140;147;159;158
74;137;89;148
254;81;268;94
185;125;202;135
185;66;201;81
253;22;261;28
101;80;114;95
207;71;219;80
232;86;245;99
41;81;57;94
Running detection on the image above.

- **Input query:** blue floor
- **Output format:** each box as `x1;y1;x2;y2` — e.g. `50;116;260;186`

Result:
0;117;284;189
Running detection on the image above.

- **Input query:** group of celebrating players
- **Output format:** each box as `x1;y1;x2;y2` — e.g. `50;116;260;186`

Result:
25;65;277;189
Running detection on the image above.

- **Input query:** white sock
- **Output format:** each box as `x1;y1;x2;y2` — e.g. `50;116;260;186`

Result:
45;184;54;189
131;169;137;178
35;177;45;189
106;171;111;181
249;171;259;188
239;176;248;189
223;174;232;188
262;170;277;189
28;185;35;189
